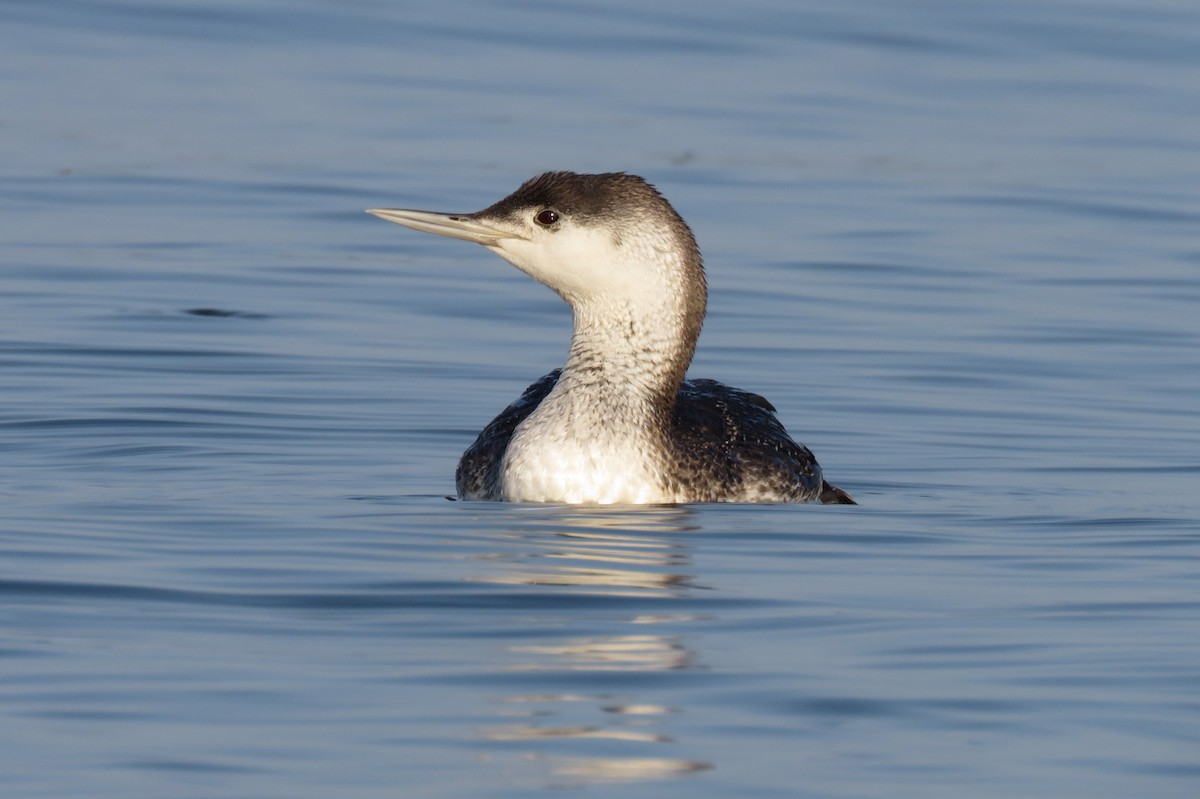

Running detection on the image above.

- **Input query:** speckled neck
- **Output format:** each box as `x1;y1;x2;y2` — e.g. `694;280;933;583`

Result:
562;300;692;419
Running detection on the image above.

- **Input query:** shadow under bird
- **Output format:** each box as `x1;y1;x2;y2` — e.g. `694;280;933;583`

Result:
369;171;854;505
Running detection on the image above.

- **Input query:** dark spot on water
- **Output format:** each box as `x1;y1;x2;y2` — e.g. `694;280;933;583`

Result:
124;759;261;775
185;308;268;319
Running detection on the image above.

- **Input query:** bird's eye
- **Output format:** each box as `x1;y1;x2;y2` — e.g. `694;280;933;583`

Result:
535;209;560;226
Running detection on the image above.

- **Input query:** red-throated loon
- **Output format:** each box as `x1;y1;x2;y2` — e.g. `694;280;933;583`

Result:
369;171;854;505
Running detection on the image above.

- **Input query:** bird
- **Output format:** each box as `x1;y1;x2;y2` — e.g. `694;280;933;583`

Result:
369;171;854;505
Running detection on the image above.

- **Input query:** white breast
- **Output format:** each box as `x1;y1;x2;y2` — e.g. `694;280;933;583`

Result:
499;426;673;504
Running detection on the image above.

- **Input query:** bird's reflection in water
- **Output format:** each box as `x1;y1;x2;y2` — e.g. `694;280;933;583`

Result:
508;634;693;671
469;505;701;597
469;505;714;784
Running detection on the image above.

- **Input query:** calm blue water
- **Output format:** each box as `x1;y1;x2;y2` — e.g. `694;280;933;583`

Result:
3;0;1199;796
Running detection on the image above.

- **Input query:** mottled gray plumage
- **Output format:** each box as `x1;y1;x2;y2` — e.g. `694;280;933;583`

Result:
370;171;854;505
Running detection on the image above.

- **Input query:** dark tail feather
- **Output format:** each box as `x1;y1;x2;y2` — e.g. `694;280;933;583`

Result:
819;480;857;505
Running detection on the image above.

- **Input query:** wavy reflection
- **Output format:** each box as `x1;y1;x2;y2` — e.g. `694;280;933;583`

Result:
482;693;711;784
481;724;670;743
509;634;693;671
469;505;701;597
553;758;713;780
470;505;714;784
